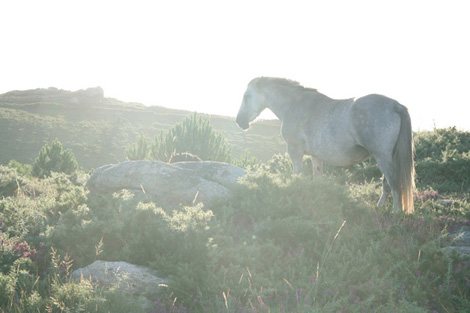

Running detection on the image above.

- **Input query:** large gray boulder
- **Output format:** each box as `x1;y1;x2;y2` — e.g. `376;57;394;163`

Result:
72;261;167;311
87;161;246;208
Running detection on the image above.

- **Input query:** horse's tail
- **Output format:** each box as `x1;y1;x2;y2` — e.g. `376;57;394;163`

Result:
394;105;415;213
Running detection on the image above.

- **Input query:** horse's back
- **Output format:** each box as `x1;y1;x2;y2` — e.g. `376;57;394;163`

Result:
352;94;402;117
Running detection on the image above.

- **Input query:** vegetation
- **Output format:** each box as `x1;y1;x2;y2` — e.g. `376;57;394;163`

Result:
414;127;470;192
126;113;232;163
125;134;150;161
0;87;284;169
32;140;78;178
1;87;470;312
151;113;231;162
1;152;470;312
1;128;470;312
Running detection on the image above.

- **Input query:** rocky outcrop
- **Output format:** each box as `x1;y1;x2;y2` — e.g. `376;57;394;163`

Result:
72;261;167;311
87;160;246;208
444;226;470;256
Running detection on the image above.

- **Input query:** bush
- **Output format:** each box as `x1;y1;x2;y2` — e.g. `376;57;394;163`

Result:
231;150;260;170
125;134;149;161
414;127;470;161
55;190;217;311
0;165;28;198
150;113;231;162
7;160;32;176
32;140;78;178
0;166;149;312
414;128;470;192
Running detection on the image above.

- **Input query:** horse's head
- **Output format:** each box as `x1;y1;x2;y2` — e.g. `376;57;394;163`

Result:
236;78;267;130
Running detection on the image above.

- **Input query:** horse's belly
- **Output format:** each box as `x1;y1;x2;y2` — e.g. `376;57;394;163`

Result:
309;145;370;167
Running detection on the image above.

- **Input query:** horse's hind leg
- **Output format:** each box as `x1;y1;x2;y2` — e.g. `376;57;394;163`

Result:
375;156;401;212
377;175;391;207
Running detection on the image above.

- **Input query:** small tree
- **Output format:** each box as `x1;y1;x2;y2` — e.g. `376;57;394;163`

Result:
125;134;149;160
232;150;260;170
32;140;78;178
151;113;231;162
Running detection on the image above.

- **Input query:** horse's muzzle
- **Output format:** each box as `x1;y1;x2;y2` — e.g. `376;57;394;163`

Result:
236;116;250;130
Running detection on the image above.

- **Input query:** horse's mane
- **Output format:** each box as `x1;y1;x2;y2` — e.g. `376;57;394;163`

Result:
251;77;318;92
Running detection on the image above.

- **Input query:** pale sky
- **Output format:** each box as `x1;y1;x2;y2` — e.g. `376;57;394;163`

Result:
1;0;469;130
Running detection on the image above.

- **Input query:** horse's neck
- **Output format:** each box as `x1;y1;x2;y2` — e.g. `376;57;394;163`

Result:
263;86;295;120
264;86;329;121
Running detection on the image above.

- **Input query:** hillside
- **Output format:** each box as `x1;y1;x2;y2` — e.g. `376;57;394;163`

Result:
0;87;285;169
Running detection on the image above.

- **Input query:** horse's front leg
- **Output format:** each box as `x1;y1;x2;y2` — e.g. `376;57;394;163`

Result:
287;143;304;174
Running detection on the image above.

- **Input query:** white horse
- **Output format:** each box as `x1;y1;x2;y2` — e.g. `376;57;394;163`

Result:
236;77;415;213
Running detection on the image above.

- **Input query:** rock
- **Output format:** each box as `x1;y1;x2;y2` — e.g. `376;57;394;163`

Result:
169;152;202;163
87;160;246;208
443;226;470;257
72;261;168;311
442;246;470;256
451;226;470;246
437;199;454;206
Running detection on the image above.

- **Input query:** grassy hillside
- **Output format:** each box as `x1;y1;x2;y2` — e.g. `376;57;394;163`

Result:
0;87;285;169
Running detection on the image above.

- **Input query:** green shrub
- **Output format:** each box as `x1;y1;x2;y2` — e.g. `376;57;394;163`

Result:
7;160;32;176
0;165;28;198
414;127;470;160
0;167;88;280
48;279;104;313
0;272;16;306
231;150;260;170
32;140;78;178
413;127;470;192
416;149;470;192
125;134;149;161
57;188;217;301
150;113;231;162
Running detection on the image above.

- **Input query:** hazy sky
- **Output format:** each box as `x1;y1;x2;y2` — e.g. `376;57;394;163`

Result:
1;0;469;130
